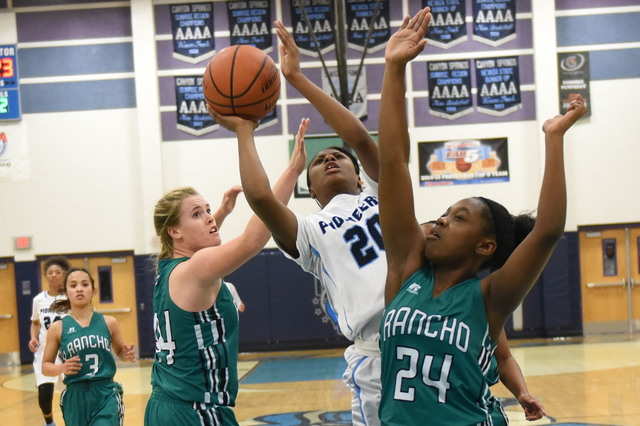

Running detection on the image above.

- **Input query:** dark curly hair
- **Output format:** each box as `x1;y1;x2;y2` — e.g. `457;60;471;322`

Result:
477;197;536;272
43;256;70;273
305;145;360;190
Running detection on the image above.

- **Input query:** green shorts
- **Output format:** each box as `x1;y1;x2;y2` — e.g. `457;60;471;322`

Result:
60;379;124;426
144;387;238;426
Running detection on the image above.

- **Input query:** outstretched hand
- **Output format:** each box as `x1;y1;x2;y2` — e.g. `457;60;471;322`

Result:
289;118;309;176
219;185;243;216
385;7;431;65
542;95;587;135
274;21;302;81
207;105;258;133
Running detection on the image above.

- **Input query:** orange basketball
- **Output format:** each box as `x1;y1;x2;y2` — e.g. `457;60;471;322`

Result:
202;45;280;121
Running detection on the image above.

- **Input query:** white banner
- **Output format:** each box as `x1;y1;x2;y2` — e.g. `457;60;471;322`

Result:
322;66;368;120
0;122;30;180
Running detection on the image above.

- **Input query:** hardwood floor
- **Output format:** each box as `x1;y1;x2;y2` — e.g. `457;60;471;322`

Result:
1;335;639;425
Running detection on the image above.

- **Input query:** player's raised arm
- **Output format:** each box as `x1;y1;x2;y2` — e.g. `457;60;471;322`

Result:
378;8;431;303
207;108;307;258
483;96;587;335
274;20;379;181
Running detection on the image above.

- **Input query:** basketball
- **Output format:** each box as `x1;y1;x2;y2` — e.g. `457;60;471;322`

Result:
455;157;472;172
202;45;280;121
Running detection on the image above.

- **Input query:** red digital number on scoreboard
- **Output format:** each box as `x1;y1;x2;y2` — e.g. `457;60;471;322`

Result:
0;57;14;78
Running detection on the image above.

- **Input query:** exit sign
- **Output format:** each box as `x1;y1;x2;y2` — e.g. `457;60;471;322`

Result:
14;236;32;250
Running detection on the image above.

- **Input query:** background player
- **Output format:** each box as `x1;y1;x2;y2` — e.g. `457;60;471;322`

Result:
42;268;136;425
29;256;70;426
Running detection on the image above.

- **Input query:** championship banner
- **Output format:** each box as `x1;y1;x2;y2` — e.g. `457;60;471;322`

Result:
472;0;516;47
321;66;368;120
227;0;273;52
427;59;472;120
418;138;509;186
475;56;521;116
423;0;467;49
0;123;30;181
175;76;218;136
170;3;215;64
346;0;390;53
290;0;336;56
558;52;591;117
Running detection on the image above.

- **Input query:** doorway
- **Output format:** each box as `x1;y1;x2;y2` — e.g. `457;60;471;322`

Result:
38;252;139;350
0;258;20;365
578;223;640;334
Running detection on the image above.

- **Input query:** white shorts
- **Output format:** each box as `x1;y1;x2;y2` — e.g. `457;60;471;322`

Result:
342;343;381;426
33;350;61;387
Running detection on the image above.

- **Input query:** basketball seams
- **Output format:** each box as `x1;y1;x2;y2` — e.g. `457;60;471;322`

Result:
202;44;280;120
204;61;231;102
229;45;241;115
230;50;269;99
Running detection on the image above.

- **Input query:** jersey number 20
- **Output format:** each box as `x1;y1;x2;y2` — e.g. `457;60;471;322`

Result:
343;214;384;267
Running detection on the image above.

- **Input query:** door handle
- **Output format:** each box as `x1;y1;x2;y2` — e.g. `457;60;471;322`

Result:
0;314;12;319
96;308;132;314
587;278;626;289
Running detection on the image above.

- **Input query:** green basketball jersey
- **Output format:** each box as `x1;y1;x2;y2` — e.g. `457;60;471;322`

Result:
58;312;117;385
486;356;499;386
379;264;498;425
151;258;239;406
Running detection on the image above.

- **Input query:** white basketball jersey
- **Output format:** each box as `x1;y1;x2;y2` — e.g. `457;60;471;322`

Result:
282;173;386;343
31;291;67;352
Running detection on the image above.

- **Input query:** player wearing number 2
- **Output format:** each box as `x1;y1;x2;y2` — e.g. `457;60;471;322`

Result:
42;268;136;426
377;7;587;424
29;256;70;426
208;20;386;426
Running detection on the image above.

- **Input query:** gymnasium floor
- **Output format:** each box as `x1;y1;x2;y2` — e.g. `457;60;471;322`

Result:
1;334;639;425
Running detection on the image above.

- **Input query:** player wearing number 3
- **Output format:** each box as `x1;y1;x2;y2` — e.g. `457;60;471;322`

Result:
377;7;587;424
42;268;136;426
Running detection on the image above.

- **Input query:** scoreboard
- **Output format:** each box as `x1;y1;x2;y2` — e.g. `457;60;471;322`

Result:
0;45;21;121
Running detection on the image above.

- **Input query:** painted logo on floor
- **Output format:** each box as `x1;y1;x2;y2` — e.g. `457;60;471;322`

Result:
246;406;617;426
248;409;351;425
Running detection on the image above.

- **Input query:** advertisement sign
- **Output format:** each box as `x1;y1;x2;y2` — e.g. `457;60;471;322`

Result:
418;138;509;186
558;51;591;117
0;123;30;180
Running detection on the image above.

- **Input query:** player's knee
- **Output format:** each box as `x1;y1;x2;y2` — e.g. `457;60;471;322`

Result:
38;383;54;413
